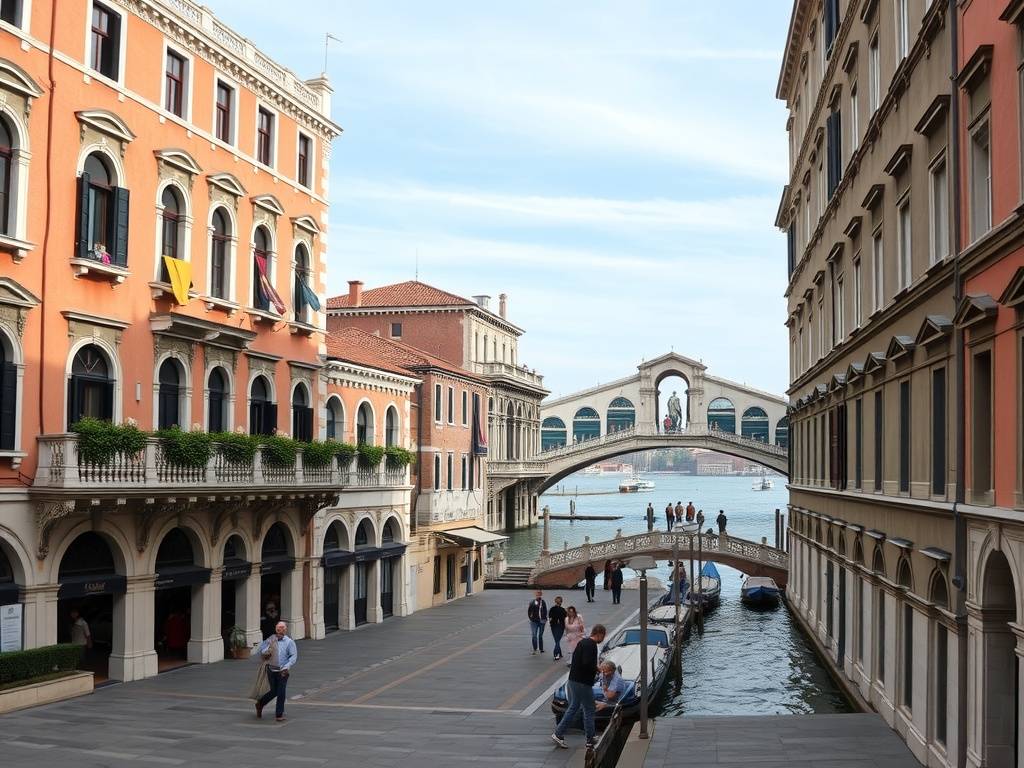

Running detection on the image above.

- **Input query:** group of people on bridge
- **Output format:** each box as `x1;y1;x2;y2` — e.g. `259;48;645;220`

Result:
644;500;727;535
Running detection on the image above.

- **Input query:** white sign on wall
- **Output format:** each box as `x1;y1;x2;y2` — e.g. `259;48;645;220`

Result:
0;603;23;653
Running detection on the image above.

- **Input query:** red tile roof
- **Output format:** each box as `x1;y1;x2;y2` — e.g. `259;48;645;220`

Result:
326;327;484;383
326;280;475;310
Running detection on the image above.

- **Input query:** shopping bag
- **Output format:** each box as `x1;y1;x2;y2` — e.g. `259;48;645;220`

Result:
248;660;270;700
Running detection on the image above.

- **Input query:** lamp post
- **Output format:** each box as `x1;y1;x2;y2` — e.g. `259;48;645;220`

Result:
627;554;657;739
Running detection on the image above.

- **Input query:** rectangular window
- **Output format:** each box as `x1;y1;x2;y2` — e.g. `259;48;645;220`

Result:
827;109;842;198
899;380;910;494
850;82;860;156
972;350;993;500
447;386;454;424
0;0;21;26
257;107;275;167
932;368;946;495
895;0;909;61
433;383;442;423
433;454;441;491
461;455;468;488
877;591;886;682
807;315;813;366
298;133;312;188
165;50;186;117
215;81;234;143
874;390;884;491
857;577;864;661
787;222;796;276
897;197;911;291
872;228;884;312
936;626;948;744
433;556;441;595
90;2;121;80
390;322;402;338
853;257;862;328
836;275;845;340
817;299;824;358
824;0;840;55
902;603;913;708
461;390;468;426
868;34;880;112
929;158;949;264
970;120;992;240
797;329;803;373
855;397;863;489
446;453;453;491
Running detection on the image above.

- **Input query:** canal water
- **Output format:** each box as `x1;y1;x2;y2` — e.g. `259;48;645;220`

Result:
506;472;852;716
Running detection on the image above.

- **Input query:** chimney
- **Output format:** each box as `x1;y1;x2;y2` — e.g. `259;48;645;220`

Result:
498;293;508;319
472;294;491;311
348;280;363;307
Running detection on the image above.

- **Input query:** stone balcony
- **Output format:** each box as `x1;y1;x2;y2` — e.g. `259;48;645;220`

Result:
473;362;548;394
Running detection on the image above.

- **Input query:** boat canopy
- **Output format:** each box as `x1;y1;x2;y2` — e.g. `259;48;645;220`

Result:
435;527;509;547
701;561;722;580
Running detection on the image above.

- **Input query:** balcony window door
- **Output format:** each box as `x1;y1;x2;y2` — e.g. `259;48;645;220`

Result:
357;402;373;445
291;383;313;442
157;358;183;430
207;367;228;433
210;208;230;300
77;152;129;267
249;375;276;436
68;344;114;426
159;186;183;282
0;337;15;450
0;119;11;236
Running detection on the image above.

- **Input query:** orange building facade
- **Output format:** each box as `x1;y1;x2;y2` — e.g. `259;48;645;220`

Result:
0;0;414;682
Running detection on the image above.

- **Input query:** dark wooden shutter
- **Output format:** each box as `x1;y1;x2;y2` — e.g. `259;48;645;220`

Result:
263;402;277;436
301;407;313;442
0;361;16;450
101;380;114;421
111;187;130;267
249;401;260;436
75;173;91;261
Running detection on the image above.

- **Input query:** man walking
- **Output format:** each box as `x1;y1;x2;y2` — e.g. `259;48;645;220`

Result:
528;590;548;654
696;509;705;531
584;563;597;602
610;562;624;605
551;624;607;750
255;621;297;722
665;502;674;531
549;596;567;661
645;502;655;532
717;510;728;535
674;501;684;526
686;501;696;522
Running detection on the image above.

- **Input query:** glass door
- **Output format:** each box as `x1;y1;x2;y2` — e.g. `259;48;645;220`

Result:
354;563;368;625
445;555;456;600
380;560;394;618
324;566;340;631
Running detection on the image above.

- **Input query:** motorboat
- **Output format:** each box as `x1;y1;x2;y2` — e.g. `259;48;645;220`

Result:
618;474;654;492
740;576;781;608
687;561;722;609
551;625;673;727
751;471;774;491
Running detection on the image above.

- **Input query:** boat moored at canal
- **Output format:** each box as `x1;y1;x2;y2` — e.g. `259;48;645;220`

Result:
740;576;780;608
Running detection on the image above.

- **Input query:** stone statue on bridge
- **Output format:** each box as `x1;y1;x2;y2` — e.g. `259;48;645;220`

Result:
667;391;683;431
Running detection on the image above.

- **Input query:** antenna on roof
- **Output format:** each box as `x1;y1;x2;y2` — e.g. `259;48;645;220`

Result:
323;33;342;75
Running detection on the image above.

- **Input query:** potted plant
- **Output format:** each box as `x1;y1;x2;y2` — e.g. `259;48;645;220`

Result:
226;626;250;659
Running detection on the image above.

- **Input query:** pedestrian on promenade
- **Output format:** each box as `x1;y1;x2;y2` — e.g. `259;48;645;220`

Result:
69;608;92;651
549;596;567;661
686;501;696;522
603;560;612;591
563;606;585;664
595;660;629;711
255;621;297;722
674;501;684;526
551;624;608;750
584;563;597;602
646;503;655;532
717;510;728;535
611;562;624;605
696;509;705;529
528;590;548;655
665;503;674;531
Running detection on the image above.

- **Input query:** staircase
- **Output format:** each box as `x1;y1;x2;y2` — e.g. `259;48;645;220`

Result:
484;565;533;590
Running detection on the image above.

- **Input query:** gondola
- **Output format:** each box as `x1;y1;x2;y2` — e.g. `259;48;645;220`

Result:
740;575;781;608
551;625;672;728
687;561;722;609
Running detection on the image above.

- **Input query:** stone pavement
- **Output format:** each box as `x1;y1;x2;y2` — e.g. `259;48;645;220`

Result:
640;714;921;768
0;588;639;768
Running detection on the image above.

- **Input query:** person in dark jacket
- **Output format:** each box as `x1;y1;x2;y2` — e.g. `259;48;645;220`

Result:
610;562;624;605
665;503;674;531
528;590;548;654
645;503;655;532
551;624;608;750
584;563;597;602
548;596;568;660
603;560;612;590
717;510;728;535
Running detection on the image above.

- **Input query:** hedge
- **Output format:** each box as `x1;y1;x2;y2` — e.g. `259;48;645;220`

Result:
260;435;298;466
156;427;212;469
357;443;385;468
0;644;81;686
385;445;414;468
71;418;148;464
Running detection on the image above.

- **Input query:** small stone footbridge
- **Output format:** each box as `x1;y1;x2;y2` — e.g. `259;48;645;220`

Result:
528;530;789;588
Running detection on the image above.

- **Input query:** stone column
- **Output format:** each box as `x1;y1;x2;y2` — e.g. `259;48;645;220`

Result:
243;570;262;647
395;555;410;616
368;559;383;623
21;584;59;650
340;564;355;630
542;505;550;555
282;562;306;640
188;574;224;664
109;575;158;682
309;559;326;640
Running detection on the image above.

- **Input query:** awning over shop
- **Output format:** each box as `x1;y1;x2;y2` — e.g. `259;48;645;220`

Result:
222;561;253;581
259;557;296;576
322;549;356;569
58;574;127;599
154;566;212;590
435;527;509;548
0;583;21;605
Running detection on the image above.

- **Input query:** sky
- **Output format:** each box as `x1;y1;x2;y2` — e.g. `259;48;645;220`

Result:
213;1;794;399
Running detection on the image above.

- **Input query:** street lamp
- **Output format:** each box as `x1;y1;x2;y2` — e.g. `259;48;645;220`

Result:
627;554;657;739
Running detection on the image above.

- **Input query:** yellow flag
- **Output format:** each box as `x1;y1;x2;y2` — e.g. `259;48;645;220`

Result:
163;256;192;305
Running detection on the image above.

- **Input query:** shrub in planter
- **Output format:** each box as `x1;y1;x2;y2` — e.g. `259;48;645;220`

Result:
0;644;81;686
333;442;357;466
71;417;148;464
156;426;212;469
302;440;337;468
260;434;298;466
211;432;259;465
357;443;385;468
226;626;250;659
384;445;414;468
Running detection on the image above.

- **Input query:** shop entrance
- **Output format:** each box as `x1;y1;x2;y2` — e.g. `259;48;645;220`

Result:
57;531;125;683
322;521;351;632
260;523;293;638
381;559;394;618
153;527;209;672
354;563;368;625
446;554;456;600
220;535;251;654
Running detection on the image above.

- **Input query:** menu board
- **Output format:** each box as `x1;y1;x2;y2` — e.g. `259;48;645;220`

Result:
0;603;23;653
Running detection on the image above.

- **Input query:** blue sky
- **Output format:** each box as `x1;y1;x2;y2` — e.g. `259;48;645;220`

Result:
215;1;793;398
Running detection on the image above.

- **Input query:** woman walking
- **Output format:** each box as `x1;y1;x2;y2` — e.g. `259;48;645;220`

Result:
563;607;585;666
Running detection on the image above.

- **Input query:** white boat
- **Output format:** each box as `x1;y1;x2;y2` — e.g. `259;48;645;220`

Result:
619;474;655;493
581;465;602;475
752;471;774;491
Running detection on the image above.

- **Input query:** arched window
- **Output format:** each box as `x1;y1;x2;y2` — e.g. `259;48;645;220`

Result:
261;522;290;560
323;521;346;553
572;407;600;443
506;401;516;459
929;571;948;610
291;383;312;442
872;546;885;575
157;358;184;430
210;208;231;299
355;519;371;548
741;407;769;442
775;416;789;449
382;519;396;544
853;538;864;565
356;402;374;445
59;531;116;579
68;343;113;425
159;186;183;281
0;333;15;450
249;375;275;436
541;417;567;451
155;527;195;570
896;558;913;590
707;397;736;433
253;226;272;311
385;406;399;447
325;397;343;441
293;243;315;324
78;152;127;266
607;397;635;433
0;118;12;236
207;367;228;433
223;535;246;564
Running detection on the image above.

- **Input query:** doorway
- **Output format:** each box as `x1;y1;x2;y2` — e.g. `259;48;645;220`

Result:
260;523;293;638
446;554;456;600
837;566;847;664
153;527;207;672
220;535;250;653
381;559;394;618
354;562;368;625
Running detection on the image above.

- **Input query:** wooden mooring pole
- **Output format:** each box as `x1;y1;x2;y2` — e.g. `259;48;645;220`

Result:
774;508;781;550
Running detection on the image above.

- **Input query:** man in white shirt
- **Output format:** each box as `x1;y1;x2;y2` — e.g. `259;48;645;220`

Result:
69;609;92;650
255;621;298;722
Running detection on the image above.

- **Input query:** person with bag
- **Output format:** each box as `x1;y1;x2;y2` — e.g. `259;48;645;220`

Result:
254;621;297;722
527;590;548;655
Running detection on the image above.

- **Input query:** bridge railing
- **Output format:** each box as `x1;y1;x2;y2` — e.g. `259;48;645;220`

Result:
535;423;788;459
531;529;788;578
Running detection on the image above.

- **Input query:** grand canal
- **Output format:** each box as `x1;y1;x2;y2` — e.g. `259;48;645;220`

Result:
507;471;852;716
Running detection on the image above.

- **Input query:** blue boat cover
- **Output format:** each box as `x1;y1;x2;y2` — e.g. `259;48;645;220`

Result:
701;561;721;580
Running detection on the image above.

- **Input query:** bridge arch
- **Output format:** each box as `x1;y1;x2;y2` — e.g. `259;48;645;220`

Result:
741;406;769;442
572;407;600;443
541;417;567;451
708;397;736;433
654;369;690;431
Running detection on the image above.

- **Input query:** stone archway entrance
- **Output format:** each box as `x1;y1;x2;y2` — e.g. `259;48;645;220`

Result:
655;371;690;433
